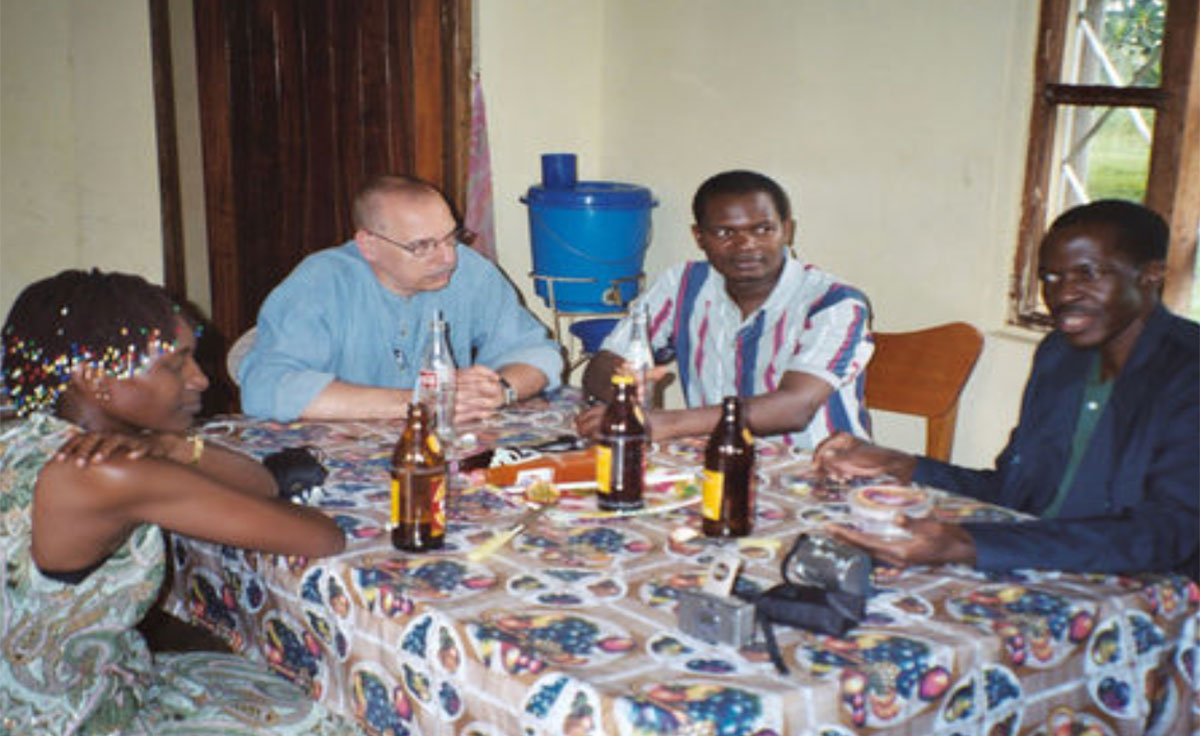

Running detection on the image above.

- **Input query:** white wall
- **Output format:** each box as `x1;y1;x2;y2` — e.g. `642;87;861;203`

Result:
476;0;606;329
481;0;1043;467
0;0;162;319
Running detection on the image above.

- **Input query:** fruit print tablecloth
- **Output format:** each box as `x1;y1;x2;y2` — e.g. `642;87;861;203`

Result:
164;390;1199;735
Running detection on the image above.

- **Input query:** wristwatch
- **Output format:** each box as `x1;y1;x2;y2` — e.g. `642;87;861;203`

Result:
498;376;518;407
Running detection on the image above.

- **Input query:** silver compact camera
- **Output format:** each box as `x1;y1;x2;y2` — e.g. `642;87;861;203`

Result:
675;589;756;647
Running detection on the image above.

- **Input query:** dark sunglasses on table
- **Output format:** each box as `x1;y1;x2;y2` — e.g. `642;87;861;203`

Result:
368;226;474;258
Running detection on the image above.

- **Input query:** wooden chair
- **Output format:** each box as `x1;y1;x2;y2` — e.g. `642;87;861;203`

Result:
864;322;984;461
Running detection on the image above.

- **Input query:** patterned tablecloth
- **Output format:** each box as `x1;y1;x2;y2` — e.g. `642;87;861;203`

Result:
164;390;1199;736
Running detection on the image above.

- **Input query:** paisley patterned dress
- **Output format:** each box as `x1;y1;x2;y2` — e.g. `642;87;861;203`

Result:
0;414;362;735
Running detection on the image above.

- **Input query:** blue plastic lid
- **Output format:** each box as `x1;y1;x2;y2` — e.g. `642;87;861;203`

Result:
523;181;656;210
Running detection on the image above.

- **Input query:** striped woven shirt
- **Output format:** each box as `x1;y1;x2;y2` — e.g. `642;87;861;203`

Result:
601;257;873;448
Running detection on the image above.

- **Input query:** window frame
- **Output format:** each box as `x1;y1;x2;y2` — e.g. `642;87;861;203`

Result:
1011;0;1199;328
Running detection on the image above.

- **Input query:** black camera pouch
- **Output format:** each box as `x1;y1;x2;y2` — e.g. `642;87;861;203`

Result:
751;533;872;674
753;585;866;675
262;446;327;501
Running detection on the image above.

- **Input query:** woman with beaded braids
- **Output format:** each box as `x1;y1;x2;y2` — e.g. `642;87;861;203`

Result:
0;270;362;734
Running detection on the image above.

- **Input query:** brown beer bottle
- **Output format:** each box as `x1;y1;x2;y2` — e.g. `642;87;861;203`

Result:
594;374;646;511
701;396;755;537
391;402;447;551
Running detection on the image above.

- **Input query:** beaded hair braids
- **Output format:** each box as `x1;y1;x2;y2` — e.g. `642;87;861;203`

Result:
2;269;197;416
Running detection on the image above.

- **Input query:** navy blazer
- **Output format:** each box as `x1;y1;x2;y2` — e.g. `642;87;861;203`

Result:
914;305;1198;578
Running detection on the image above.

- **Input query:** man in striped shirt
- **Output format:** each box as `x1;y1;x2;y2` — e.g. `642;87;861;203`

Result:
578;170;873;448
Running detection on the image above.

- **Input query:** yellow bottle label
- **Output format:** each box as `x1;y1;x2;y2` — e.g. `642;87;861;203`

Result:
390;478;401;526
702;469;724;520
427;435;441;456
431;476;446;534
595;445;612;494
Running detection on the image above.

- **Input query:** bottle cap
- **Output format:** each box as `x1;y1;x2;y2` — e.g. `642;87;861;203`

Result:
611;374;634;386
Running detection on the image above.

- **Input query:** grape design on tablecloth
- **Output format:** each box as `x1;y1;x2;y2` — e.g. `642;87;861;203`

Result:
520;674;602;734
617;681;774;736
300;567;324;604
305;608;350;661
185;568;241;636
402;615;432;657
945;585;1093;668
350;664;414;736
262;612;326;697
392;612;467;721
984;664;1021;711
1129;611;1166;656
525;676;567;717
514;524;653;567
799;632;950;728
1083;610;1176;721
470;609;635;669
1138;575;1200;618
437;680;463;719
239;574;266;611
1095;676;1132;714
351;557;496;620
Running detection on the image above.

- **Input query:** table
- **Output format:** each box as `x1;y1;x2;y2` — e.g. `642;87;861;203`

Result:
164;390;1199;735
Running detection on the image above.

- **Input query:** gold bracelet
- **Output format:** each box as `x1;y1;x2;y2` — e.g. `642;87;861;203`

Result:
187;434;205;465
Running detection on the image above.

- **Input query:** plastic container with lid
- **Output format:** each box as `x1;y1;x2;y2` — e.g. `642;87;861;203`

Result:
848;485;932;537
522;154;657;313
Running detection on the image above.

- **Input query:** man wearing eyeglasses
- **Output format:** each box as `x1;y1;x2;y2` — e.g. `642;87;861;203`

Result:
238;175;562;422
577;169;873;448
815;200;1198;579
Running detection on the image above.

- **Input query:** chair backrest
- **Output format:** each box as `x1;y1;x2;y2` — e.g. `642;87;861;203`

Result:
864;321;984;462
225;327;257;387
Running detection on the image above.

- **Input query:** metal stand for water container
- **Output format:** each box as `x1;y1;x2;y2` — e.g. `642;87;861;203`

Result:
530;272;644;371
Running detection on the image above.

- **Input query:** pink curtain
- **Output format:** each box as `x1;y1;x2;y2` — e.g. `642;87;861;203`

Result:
465;73;497;261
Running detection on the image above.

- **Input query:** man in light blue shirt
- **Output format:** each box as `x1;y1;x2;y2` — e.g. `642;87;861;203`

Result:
239;175;562;422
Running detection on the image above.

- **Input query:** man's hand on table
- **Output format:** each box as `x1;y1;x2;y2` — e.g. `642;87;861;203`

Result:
574;403;605;440
815;432;976;569
454;365;508;424
814;431;918;484
825;516;978;569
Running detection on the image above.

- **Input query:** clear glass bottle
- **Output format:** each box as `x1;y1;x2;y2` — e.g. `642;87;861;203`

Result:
595;374;646;511
415;310;456;446
624;302;655;415
391;402;447;551
702;396;755;537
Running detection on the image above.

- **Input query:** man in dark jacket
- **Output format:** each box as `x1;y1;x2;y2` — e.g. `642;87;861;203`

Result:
816;200;1198;579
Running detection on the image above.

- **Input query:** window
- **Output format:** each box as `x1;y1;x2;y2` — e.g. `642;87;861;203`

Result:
1011;0;1199;326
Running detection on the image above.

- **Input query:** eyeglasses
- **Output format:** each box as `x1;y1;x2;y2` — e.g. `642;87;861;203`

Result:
1038;262;1125;287
368;225;471;258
